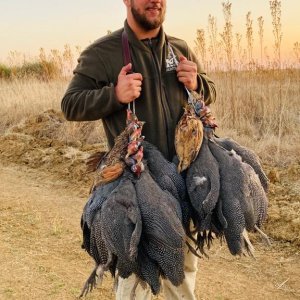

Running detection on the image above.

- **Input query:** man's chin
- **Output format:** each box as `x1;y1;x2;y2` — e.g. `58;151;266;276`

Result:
144;16;164;29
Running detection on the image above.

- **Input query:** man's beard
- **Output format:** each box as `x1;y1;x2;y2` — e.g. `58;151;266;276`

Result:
131;4;165;30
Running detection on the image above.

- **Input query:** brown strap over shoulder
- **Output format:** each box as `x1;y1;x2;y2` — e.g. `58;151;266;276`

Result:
122;30;132;67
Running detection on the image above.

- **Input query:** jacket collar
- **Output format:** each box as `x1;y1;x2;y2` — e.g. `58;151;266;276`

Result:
124;20;166;52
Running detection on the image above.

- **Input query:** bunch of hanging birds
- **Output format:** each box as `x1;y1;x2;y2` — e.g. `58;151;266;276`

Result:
175;91;270;257
80;109;187;297
80;91;270;297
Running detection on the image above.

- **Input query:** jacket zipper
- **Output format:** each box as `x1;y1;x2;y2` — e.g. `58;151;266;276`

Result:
147;38;171;155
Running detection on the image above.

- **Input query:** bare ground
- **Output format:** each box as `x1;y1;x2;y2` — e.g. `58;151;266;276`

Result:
0;110;299;299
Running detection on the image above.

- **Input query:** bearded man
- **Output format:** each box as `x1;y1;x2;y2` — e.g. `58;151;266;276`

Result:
62;1;216;299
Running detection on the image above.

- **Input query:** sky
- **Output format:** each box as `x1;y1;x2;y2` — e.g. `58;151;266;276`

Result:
0;0;299;62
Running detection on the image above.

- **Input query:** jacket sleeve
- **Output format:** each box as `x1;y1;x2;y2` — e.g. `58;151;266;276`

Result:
186;45;216;105
61;47;124;121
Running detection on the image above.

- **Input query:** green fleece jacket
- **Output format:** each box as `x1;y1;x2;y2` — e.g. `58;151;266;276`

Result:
61;21;216;160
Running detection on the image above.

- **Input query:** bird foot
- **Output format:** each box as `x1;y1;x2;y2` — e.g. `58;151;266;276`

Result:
79;265;104;297
113;273;119;293
129;277;147;300
254;225;272;247
129;277;139;300
186;240;203;259
242;229;255;258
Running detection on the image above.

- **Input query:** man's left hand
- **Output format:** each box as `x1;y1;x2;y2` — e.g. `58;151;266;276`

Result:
176;56;198;91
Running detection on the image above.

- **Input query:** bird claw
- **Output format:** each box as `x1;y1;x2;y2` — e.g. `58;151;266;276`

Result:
254;225;272;247
79;273;97;297
79;265;104;298
242;229;256;258
130;277;147;300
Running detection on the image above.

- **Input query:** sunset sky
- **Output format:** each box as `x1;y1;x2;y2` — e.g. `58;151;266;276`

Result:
1;0;299;62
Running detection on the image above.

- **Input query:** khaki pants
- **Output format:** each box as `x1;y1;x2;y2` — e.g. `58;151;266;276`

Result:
116;237;198;300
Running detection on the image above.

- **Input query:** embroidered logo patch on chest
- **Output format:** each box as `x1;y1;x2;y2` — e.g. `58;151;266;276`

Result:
165;51;178;72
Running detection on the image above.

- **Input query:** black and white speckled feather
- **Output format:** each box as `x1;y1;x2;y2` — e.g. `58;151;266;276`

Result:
214;137;269;192
186;137;220;230
135;167;185;287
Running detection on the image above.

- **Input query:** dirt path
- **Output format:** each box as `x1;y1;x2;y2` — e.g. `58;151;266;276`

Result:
0;164;299;300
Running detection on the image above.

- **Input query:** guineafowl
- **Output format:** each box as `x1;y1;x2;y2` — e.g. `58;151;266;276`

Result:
230;150;268;228
208;140;251;256
100;171;142;279
135;166;186;287
214;137;269;192
186;137;220;230
143;141;186;203
82;178;121;229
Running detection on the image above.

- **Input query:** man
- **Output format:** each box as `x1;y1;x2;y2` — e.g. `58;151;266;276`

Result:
62;0;216;298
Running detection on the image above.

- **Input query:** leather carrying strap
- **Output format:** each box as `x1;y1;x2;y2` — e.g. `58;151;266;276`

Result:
122;30;132;67
122;30;135;112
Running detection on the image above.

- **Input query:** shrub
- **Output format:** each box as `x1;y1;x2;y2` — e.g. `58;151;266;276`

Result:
0;64;12;79
14;62;44;78
8;61;60;80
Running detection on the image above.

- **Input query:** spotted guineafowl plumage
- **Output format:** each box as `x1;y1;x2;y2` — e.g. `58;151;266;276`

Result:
142;141;195;238
135;167;185;287
231;151;268;228
143;140;186;202
100;171;142;279
214;137;269;192
208;140;250;255
186;137;220;230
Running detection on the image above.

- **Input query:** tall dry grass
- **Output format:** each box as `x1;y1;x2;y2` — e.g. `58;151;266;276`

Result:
1;68;298;166
0;78;65;129
0;78;107;148
211;69;300;165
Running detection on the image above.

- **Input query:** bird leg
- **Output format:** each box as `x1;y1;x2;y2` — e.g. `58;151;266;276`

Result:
95;264;105;285
130;277;140;300
79;253;112;297
130;277;147;300
185;240;203;259
104;251;114;270
242;229;255;258
254;225;272;247
79;264;104;297
113;273;119;293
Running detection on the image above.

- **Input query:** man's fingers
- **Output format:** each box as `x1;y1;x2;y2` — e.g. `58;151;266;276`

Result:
115;64;143;103
125;77;143;89
177;75;192;84
119;64;143;81
126;72;143;81
179;55;187;62
134;87;142;98
177;61;197;72
177;71;189;78
119;63;132;75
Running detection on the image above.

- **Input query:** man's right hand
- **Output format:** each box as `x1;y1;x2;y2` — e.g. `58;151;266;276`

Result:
115;63;143;104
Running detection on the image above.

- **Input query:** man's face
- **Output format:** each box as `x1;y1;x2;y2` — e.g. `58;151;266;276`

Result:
130;0;166;30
